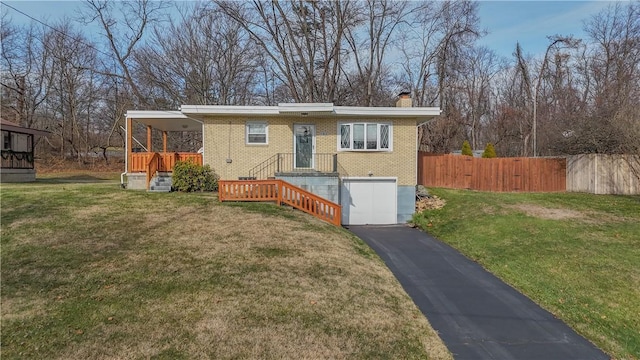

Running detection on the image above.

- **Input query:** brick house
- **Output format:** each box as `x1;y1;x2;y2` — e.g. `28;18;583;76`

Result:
124;95;440;225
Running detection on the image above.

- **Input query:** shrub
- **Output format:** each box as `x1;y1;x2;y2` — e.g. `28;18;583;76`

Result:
461;140;473;156
172;160;219;192
482;143;497;158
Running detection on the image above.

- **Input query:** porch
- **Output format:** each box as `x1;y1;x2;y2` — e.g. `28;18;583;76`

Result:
1;119;49;182
245;152;340;203
247;153;338;180
124;111;202;190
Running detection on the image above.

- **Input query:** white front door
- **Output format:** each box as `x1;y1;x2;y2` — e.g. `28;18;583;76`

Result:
294;124;315;169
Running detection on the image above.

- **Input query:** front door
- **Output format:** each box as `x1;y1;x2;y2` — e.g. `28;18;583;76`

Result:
294;124;315;169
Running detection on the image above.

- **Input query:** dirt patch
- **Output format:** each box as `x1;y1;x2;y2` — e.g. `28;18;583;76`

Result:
507;204;585;220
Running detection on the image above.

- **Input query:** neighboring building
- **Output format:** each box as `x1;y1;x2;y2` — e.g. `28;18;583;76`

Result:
124;94;441;225
0;119;49;182
451;150;485;158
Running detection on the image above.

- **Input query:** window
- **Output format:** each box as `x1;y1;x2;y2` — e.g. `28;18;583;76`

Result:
338;122;391;151
246;121;268;144
2;131;11;150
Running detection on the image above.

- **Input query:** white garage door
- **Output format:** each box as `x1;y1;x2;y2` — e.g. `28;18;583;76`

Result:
341;178;397;225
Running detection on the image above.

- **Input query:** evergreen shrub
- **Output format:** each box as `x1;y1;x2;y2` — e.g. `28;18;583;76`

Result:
482;143;497;158
461;140;473;156
172;160;219;192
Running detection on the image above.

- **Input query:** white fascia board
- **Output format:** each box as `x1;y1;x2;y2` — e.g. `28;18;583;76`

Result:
278;103;334;113
334;106;442;117
178;104;442;118
125;110;188;119
180;105;279;116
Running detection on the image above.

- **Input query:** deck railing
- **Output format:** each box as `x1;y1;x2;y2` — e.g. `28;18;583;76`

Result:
218;179;341;226
145;152;161;190
129;152;202;190
130;152;202;173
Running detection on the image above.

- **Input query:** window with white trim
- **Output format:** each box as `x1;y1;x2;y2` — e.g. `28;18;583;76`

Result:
338;122;392;151
246;121;268;144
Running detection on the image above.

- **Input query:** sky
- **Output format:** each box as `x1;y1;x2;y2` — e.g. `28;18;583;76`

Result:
476;1;618;58
0;0;623;59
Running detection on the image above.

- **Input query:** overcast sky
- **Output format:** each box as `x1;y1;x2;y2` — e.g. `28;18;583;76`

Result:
1;0;623;59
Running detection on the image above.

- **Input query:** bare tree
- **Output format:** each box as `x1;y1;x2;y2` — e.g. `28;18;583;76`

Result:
343;0;408;106
216;0;356;103
134;2;260;106
456;46;502;150
0;17;51;129
555;2;639;156
39;20;102;160
406;0;482;152
81;0;170;107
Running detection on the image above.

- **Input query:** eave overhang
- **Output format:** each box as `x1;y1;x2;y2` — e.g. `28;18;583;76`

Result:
125;110;202;132
0;119;49;136
180;104;442;121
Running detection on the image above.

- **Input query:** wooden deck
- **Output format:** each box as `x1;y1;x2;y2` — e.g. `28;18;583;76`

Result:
129;152;202;189
218;179;342;226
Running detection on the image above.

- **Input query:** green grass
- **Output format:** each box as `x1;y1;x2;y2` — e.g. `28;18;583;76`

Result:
37;171;121;182
1;178;450;360
413;189;640;360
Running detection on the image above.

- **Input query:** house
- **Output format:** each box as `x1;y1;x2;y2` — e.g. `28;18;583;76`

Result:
1;119;49;182
124;94;441;225
122;111;203;191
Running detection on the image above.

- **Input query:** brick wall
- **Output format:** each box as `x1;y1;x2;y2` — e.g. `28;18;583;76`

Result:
203;116;417;186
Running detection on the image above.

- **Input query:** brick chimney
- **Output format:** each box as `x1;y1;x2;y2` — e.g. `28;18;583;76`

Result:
396;91;412;107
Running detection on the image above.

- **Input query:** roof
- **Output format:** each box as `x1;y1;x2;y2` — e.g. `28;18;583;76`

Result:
124;111;203;132
179;103;442;119
126;104;442;131
0;118;49;136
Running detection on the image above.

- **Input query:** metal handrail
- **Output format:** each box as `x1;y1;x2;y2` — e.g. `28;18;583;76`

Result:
247;153;338;180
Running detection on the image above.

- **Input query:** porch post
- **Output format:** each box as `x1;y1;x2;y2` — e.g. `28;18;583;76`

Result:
162;131;167;153
146;125;152;152
126;117;132;173
29;133;34;169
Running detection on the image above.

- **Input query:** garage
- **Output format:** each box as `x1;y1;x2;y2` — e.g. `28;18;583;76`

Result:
340;178;397;225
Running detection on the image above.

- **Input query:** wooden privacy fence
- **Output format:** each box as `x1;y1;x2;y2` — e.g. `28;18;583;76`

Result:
567;154;640;195
218;179;342;226
418;153;566;192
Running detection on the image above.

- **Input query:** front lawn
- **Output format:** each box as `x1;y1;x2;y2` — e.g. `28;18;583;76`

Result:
413;189;640;360
1;180;450;359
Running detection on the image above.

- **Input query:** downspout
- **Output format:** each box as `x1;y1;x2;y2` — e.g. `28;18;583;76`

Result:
120;116;128;188
119;123;149;188
416;116;440;185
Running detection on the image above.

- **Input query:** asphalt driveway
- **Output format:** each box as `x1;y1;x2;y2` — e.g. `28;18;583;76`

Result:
348;225;608;360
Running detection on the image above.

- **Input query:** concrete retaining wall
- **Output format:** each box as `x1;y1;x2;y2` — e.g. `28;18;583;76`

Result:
276;173;340;204
397;186;415;223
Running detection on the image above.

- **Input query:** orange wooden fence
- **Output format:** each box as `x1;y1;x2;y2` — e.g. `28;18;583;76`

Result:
129;152;202;190
129;152;202;173
418;153;566;192
218;179;342;226
146;152;161;190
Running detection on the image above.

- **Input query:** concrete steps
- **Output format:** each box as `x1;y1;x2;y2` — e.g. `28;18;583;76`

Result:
148;173;172;192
